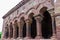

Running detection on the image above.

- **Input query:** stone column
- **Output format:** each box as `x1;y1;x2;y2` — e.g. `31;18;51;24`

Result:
18;21;23;39
9;24;13;39
35;15;43;39
51;16;57;39
25;19;32;39
5;27;9;40
9;25;11;38
5;27;9;39
13;23;16;39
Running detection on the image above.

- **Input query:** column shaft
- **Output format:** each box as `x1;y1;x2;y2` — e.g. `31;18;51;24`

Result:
5;27;9;38
18;22;23;38
51;17;56;38
9;26;10;38
9;25;12;38
13;24;16;39
25;19;32;39
35;16;43;39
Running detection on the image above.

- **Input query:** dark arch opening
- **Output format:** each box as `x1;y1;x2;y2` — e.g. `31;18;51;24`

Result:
16;25;19;38
23;21;26;38
41;11;53;39
31;16;37;38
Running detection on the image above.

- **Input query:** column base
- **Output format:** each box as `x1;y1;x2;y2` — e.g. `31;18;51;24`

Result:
18;37;23;39
13;39;16;40
16;37;20;40
10;38;13;40
7;38;10;40
24;36;31;39
35;35;42;39
51;35;57;40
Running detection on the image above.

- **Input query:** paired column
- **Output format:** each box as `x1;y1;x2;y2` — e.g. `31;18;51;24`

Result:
9;24;13;38
51;16;56;38
12;21;24;39
4;27;9;39
9;25;11;38
35;15;43;39
13;23;17;39
17;21;23;39
25;19;32;39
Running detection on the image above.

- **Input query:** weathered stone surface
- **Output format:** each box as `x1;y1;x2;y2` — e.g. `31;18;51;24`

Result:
2;0;59;40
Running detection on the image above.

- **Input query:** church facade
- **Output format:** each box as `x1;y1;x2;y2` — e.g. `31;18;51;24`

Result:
2;0;59;40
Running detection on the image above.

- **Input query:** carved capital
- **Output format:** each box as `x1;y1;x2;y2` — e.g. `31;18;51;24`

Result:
12;23;15;29
25;18;32;24
35;15;43;22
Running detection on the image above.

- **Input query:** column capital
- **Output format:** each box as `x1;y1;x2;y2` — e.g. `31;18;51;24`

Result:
25;18;32;24
17;21;22;26
12;22;15;25
35;15;43;22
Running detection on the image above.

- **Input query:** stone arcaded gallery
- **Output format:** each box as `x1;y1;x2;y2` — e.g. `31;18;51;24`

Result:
2;0;60;40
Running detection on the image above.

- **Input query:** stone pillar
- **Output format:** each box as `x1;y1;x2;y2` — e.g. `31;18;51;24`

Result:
9;24;13;38
9;25;11;38
51;16;57;39
13;23;16;39
25;19;32;39
5;27;9;39
18;21;23;39
35;15;43;39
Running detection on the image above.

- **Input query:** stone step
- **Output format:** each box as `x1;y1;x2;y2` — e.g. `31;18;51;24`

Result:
3;38;57;40
16;39;57;40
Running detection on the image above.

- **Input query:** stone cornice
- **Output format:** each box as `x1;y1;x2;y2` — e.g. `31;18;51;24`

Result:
3;0;30;19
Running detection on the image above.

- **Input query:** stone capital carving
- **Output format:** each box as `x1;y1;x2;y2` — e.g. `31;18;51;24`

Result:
17;21;22;25
35;15;43;22
17;21;24;28
25;18;32;24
